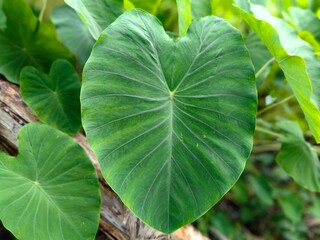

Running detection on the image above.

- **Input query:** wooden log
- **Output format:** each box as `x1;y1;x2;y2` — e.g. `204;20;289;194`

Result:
0;77;209;240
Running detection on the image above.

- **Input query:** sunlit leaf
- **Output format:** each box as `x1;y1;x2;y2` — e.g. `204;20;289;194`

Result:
64;0;123;39
51;5;95;65
176;0;192;36
236;2;320;142
81;9;256;233
0;0;71;84
128;0;161;14
288;7;320;42
0;123;100;240
276;120;320;191
20;60;81;134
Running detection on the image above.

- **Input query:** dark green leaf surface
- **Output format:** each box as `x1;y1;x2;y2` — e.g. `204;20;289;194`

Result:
81;10;257;233
64;0;123;39
276;120;320;191
0;0;71;84
51;6;95;65
236;2;320;142
0;123;100;240
20;60;81;134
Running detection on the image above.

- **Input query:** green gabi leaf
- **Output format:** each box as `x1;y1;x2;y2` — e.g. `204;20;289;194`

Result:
190;0;211;19
235;2;320;143
0;0;71;84
20;60;81;134
276;120;320;191
0;0;6;30
64;0;123;39
176;0;192;36
0;123;100;240
245;31;273;87
51;6;95;65
81;9;257;233
287;7;320;42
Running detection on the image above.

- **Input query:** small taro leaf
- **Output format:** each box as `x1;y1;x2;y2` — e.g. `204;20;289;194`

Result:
248;175;273;206
0;123;100;240
64;0;123;40
235;2;320;143
20;60;81;134
0;0;71;84
51;5;95;65
81;9;257;233
176;0;192;36
245;31;273;87
277;190;304;224
190;0;211;19
276;120;320;191
288;7;320;42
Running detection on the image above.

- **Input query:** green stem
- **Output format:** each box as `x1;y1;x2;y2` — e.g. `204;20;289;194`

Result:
257;95;294;116
39;0;47;22
255;57;275;79
255;126;283;138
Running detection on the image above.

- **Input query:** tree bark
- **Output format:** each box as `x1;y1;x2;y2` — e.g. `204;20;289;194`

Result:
0;77;210;240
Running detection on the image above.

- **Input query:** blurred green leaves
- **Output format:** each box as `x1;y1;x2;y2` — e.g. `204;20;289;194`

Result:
0;0;71;84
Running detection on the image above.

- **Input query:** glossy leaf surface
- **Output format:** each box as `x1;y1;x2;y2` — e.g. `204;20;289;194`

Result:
51;6;95;65
20;60;81;134
64;0;123;39
0;0;71;84
276;120;320;192
81;10;257;233
236;2;320;142
0;123;100;240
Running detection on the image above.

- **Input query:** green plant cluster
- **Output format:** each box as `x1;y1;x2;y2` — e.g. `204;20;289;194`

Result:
0;0;320;239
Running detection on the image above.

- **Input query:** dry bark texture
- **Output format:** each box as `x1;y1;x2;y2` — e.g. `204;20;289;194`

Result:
0;77;210;240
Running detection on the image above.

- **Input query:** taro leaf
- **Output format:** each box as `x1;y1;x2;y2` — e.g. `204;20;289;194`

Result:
51;5;95;65
190;0;211;19
176;0;192;36
0;0;5;30
81;9;257;233
276;120;320;191
0;123;100;240
235;2;320;143
277;190;304;224
64;0;123;40
0;0;71;84
20;60;81;134
288;7;320;42
245;31;273;87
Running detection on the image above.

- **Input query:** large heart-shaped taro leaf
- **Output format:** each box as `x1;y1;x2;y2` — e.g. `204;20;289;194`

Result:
81;9;257;233
20;59;81;134
0;123;100;240
0;0;71;84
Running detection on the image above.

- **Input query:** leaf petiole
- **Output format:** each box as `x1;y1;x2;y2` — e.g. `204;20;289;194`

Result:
257;95;294;116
